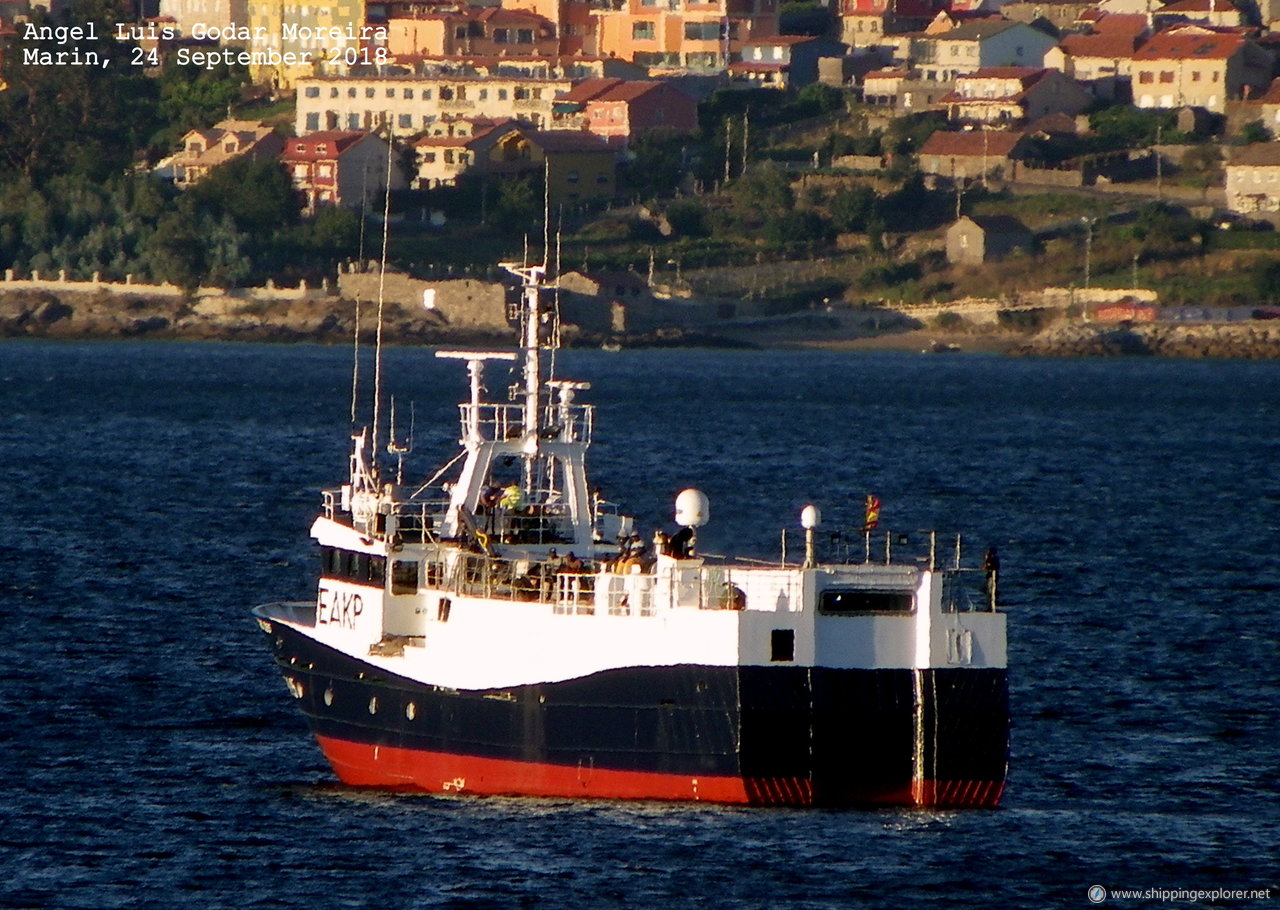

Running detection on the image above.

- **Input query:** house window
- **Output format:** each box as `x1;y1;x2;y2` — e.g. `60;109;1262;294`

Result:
494;28;508;42
305;86;320;98
402;89;412;99
445;150;455;163
479;88;488;100
422;151;436;162
293;164;308;178
423;89;432;99
455;26;466;38
685;21;719;40
387;88;395;98
295;143;306;152
399;114;412;128
1139;71;1154;84
517;28;533;43
318;164;332;178
348;87;357;97
1192;71;1201;82
1160;71;1174;83
306;112;320;131
1213;72;1220;82
499;88;508;99
632;21;655;39
366;87;375;97
330;87;339;97
347;114;360;129
566;170;580;183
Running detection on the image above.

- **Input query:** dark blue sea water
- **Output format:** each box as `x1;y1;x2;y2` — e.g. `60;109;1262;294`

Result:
1;340;1277;909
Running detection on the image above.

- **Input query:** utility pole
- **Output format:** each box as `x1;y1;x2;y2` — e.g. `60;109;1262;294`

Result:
1083;217;1096;290
1155;124;1163;202
724;119;732;183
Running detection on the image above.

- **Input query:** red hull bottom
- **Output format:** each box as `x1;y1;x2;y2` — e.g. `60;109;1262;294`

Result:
316;735;1005;809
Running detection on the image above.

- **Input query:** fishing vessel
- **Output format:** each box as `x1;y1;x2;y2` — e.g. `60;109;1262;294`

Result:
253;263;1009;808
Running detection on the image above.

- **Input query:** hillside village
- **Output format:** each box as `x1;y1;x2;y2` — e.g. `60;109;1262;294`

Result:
6;0;1280;351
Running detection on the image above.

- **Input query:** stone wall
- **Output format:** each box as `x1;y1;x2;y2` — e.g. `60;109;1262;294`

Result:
1012;321;1280;358
337;270;509;329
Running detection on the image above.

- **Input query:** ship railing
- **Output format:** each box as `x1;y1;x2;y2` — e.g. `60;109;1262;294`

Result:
444;552;597;607
940;567;998;613
815;528;981;574
457;402;594;444
695;566;805;612
551;572;596;615
498;503;576;545
388;499;451;543
597;571;656;617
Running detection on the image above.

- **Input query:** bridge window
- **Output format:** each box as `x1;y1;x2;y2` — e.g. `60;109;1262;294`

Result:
391;560;418;595
819;589;915;615
320;546;388;587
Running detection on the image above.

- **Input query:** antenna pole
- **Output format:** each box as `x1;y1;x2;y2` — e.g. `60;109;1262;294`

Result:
350;296;361;425
372;129;394;466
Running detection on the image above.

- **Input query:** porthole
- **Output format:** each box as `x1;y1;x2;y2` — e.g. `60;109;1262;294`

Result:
323;687;334;706
405;702;417;720
368;696;379;715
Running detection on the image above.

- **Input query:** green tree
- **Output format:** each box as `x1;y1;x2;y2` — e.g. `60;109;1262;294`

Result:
665;199;709;237
779;1;831;35
1236;120;1272;145
1089;105;1175;150
828;185;878;232
191;157;300;236
0;5;160;182
763;209;830;244
493;176;539;226
156;60;249;138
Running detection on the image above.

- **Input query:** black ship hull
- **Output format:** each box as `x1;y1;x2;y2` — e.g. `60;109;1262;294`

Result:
261;616;1009;808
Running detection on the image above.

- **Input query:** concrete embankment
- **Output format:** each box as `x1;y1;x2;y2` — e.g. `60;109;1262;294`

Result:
1011;322;1280;359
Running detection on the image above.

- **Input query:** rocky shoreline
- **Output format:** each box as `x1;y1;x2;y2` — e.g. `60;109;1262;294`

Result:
1009;322;1280;359
5;288;1280;358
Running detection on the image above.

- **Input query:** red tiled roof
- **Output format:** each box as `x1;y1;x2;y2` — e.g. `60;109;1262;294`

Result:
413;119;514;148
1159;0;1239;12
1089;12;1149;35
282;131;371;161
1058;32;1143;58
595;81;668;102
740;35;821;47
919;130;1025;157
864;68;911;80
1227;142;1280;166
1132;28;1242;59
557;77;626;103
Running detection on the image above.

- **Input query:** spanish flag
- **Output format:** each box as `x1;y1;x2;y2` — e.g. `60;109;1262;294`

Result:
865;494;881;529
